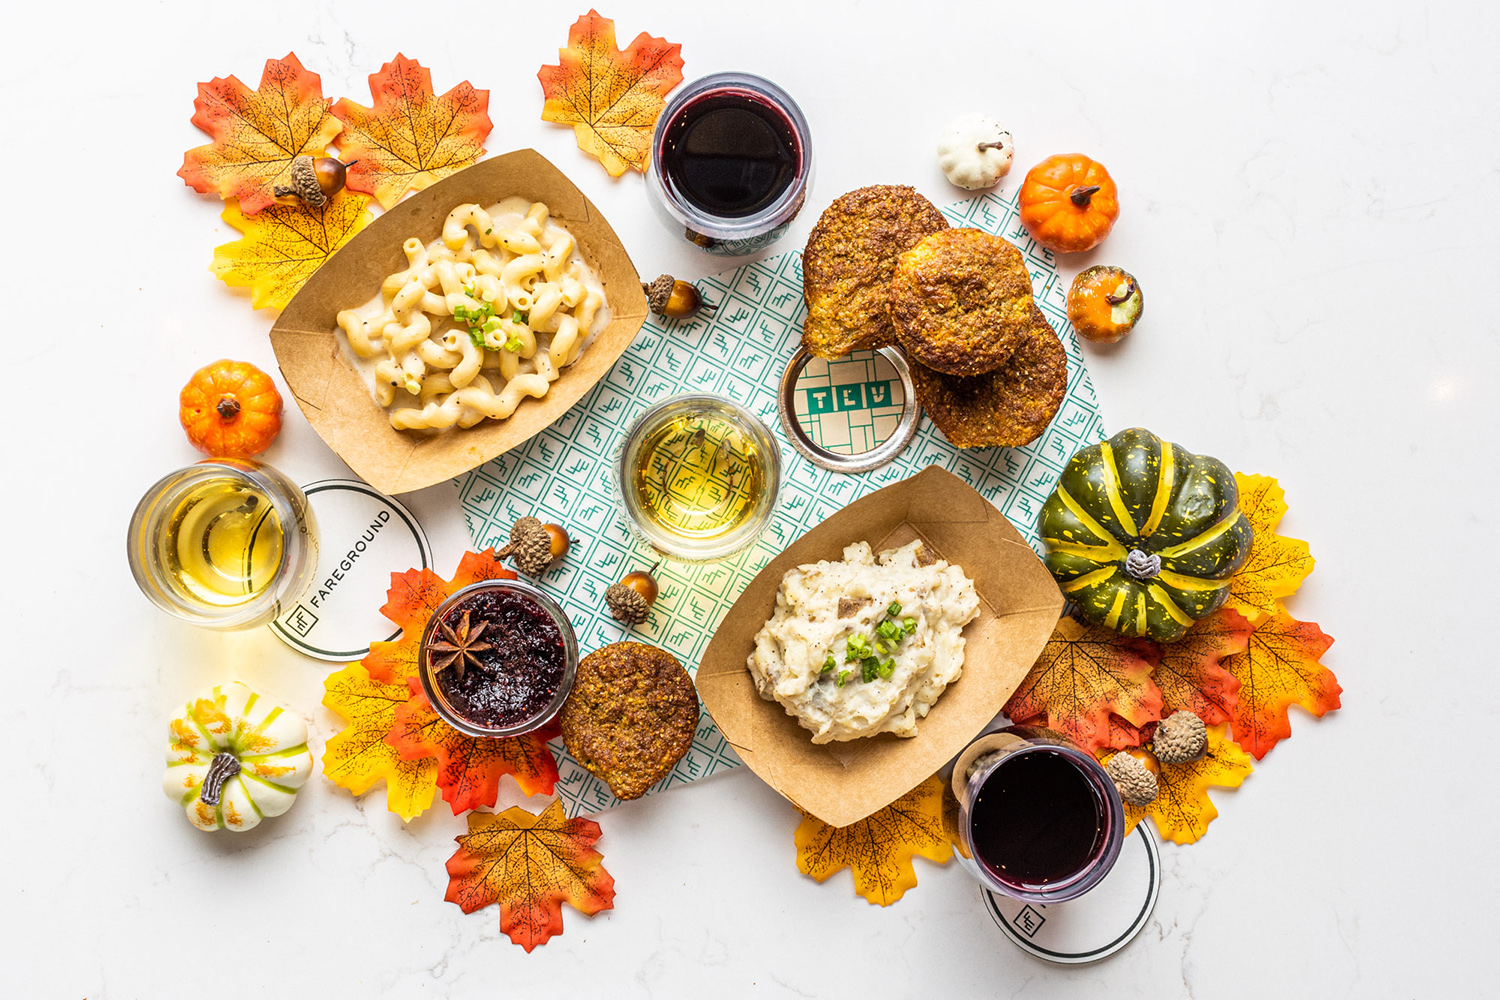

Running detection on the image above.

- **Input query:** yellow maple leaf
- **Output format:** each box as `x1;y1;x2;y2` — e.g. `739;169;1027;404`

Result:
209;190;372;310
1105;724;1254;845
537;11;685;176
321;661;437;822
794;775;952;905
1225;473;1316;619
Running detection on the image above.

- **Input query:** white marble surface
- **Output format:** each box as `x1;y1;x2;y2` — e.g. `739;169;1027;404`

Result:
4;0;1495;996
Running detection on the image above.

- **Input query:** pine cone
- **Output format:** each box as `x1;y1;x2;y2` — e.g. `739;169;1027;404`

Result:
1106;752;1158;807
500;516;554;576
606;582;651;625
1153;710;1208;764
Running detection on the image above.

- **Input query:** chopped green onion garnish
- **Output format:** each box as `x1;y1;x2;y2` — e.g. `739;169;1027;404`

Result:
512;309;529;324
504;336;523;353
876;619;901;642
468;329;486;350
860;657;879;683
822;654;836;674
877;659;895;679
484;228;493;234
886;601;902;618
836;670;850;687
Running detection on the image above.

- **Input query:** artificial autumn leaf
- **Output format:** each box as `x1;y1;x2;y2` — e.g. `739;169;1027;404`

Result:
1105;725;1254;845
363;551;516;685
538;10;685;176
1223;605;1340;759
388;682;560;813
209;191;372;309
1226;473;1316;620
333;54;492;209
794;775;952;906
321;661;438;822
1002;616;1164;754
445;800;616;952
1150;608;1251;726
179;53;343;215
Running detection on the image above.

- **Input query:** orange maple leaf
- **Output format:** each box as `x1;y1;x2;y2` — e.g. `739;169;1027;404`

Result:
321;661;438;822
364;551;516;685
1003;617;1164;754
538;10;685;176
1226;473;1316;620
445;800;616;952
388;682;560;812
1222;605;1340;759
179;53;343;214
209;191;372;310
1105;725;1254;845
794;775;953;906
1150;608;1251;726
332;54;492;209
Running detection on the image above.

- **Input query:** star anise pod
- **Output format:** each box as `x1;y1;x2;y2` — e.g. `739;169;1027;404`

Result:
427;610;493;680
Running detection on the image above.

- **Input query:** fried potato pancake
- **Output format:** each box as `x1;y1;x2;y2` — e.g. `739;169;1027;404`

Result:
801;185;949;359
559;642;699;801
910;307;1067;448
888;228;1034;376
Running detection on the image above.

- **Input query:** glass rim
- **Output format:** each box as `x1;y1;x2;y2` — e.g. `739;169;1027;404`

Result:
126;458;311;629
647;71;813;240
958;740;1126;903
614;392;782;562
416;578;579;740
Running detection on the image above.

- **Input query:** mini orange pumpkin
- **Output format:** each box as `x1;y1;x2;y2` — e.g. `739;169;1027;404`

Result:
1018;154;1119;253
180;359;283;459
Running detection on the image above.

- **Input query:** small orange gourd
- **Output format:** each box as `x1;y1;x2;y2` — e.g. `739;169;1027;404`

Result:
1018;154;1119;253
179;359;284;459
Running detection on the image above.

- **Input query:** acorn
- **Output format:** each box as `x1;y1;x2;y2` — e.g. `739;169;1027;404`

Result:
273;155;355;208
1152;710;1208;764
542;523;570;563
1105;751;1158;808
606;562;660;626
642;274;716;320
496;516;555;576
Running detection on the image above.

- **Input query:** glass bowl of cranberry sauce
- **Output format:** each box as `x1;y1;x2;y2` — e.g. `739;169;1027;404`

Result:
417;579;578;739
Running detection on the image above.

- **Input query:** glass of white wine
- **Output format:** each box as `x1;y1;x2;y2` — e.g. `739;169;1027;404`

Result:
127;459;319;629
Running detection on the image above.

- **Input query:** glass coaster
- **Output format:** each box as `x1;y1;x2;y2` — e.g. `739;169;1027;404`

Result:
984;822;1162;964
269;479;432;661
777;345;921;473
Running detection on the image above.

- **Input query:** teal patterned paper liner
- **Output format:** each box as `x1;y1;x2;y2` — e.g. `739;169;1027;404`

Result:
459;186;1106;817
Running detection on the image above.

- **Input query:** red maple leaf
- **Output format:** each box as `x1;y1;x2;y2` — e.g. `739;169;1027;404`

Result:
1150;608;1252;726
1223;606;1340;759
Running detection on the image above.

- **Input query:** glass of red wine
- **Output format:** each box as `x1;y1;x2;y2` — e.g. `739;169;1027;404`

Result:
952;726;1126;904
646;71;812;256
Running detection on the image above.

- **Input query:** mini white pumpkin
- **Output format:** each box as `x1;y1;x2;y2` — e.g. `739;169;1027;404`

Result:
162;681;313;832
937;114;1014;191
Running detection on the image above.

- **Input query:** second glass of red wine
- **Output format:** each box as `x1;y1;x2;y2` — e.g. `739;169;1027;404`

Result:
953;726;1126;904
646;72;813;256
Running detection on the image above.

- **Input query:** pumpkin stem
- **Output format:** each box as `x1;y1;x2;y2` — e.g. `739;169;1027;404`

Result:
199;751;242;807
976;138;1011;153
1123;549;1162;581
1070;184;1102;208
1106;278;1137;305
215;396;242;421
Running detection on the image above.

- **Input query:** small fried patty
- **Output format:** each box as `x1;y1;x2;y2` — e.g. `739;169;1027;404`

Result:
888;228;1034;376
559;642;699;801
801;185;949;359
910;307;1068;448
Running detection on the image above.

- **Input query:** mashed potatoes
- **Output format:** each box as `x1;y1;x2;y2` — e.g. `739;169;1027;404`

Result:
747;539;980;743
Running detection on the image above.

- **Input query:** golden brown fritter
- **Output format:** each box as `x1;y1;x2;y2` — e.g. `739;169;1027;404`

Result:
801;185;949;359
910;307;1068;448
887;228;1034;376
559;642;699;801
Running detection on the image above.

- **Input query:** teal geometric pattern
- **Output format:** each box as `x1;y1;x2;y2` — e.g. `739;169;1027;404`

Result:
458;185;1107;817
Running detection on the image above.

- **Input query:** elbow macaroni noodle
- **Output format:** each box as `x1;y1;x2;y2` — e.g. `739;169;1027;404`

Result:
336;200;608;430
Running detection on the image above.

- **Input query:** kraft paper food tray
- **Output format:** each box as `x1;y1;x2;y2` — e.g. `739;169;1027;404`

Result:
270;149;649;496
696;465;1063;828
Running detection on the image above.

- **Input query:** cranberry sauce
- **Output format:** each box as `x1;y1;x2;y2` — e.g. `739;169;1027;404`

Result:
658;90;799;218
969;750;1106;887
432;588;566;729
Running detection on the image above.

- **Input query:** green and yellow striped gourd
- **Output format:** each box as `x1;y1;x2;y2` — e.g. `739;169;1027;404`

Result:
1038;428;1253;642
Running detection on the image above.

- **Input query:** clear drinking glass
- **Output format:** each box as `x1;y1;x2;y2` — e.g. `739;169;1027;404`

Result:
126;459;319;630
615;393;781;561
953;726;1126;904
645;71;813;256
